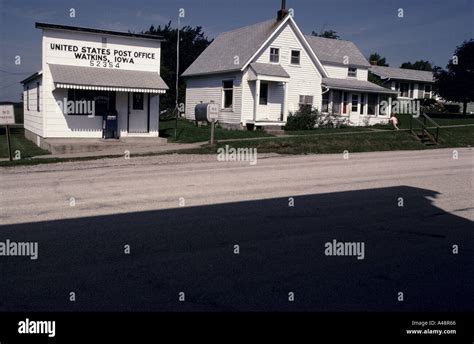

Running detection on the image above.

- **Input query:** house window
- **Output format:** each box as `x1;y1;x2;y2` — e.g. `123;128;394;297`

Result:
367;94;378;115
291;50;300;65
332;91;341;114
424;84;432;98
222;80;233;109
270;48;279;63
37;82;40;112
322;91;329;112
132;93;144;110
348;67;357;78
299;95;313;106
379;94;390;116
399;82;409;97
342;92;348;114
409;83;414;98
360;94;365;115
26;86;29;111
259;82;268;105
351;94;359;112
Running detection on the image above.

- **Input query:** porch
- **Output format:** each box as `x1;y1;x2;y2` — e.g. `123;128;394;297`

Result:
248;62;290;126
321;78;398;126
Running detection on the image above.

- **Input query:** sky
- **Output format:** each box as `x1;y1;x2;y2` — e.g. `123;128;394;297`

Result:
0;0;472;101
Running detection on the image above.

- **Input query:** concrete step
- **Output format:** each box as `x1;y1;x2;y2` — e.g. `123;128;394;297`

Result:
44;137;167;154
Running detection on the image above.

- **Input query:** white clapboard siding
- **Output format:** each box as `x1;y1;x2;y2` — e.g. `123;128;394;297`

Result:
23;80;43;136
324;64;369;82
40;28;162;138
185;73;242;124
245;20;322;116
324;64;348;79
357;68;368;81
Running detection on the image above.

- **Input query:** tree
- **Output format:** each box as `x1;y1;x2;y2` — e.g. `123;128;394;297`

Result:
400;60;433;71
311;30;340;40
434;39;474;115
144;22;212;112
368;53;389;66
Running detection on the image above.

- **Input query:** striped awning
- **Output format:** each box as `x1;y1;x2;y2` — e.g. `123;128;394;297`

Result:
49;64;168;94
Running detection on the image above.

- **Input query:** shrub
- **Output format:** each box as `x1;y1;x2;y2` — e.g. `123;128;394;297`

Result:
444;103;461;113
316;112;350;128
285;105;319;130
420;98;445;114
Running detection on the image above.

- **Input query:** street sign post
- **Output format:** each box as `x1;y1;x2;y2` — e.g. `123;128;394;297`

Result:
0;105;16;161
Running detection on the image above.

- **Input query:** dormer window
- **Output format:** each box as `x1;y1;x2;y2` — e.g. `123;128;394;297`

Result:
348;67;357;78
270;48;279;63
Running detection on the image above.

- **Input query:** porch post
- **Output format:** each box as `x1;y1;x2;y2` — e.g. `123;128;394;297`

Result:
254;79;260;122
282;81;288;122
387;95;392;116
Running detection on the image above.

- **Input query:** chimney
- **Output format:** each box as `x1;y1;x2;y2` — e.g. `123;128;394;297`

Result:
277;0;289;21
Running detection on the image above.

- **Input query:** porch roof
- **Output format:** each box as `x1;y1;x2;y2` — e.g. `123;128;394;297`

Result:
249;63;290;78
322;78;397;94
49;64;169;93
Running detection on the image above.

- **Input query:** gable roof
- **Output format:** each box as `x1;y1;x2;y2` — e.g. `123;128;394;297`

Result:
183;15;328;78
21;71;42;84
250;62;290;78
369;65;434;83
304;36;370;68
182;19;280;77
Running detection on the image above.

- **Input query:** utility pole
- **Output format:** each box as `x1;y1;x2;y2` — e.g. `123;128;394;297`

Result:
174;13;180;140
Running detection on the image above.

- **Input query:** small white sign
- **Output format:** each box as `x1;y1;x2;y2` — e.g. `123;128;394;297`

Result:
0;105;15;125
208;103;219;121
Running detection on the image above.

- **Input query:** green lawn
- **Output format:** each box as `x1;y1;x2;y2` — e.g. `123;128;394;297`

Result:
1;122;472;167
0;127;50;159
373;114;474;130
159;119;272;143
182;126;474;155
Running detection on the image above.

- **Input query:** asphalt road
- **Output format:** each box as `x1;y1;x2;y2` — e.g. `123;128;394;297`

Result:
0;148;473;311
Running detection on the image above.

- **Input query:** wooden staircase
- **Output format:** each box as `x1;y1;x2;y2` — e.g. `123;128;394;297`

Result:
410;113;440;146
415;130;438;146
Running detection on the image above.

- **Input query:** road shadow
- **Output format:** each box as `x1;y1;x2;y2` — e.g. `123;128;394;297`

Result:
0;185;472;311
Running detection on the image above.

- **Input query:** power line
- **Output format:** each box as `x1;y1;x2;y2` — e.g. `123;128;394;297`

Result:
0;69;35;75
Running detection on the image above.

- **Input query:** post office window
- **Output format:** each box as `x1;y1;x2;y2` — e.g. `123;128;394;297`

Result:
291;50;300;65
132;93;144;110
270;48;279;63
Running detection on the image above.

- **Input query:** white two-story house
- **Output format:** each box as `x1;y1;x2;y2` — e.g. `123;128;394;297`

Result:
183;5;396;129
369;65;435;100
